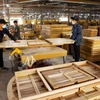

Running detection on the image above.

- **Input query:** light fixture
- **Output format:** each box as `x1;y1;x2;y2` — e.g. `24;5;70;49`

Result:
3;11;5;14
6;4;9;7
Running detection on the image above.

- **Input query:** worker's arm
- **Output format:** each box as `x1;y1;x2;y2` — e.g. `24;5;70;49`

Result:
70;26;77;40
3;28;16;41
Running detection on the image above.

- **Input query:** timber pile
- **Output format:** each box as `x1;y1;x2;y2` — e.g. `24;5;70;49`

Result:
62;26;72;38
11;61;100;100
82;29;98;37
88;26;100;36
20;29;35;39
36;25;41;33
40;25;72;38
80;36;100;62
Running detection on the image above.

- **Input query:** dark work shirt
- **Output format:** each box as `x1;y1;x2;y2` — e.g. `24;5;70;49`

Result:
70;23;83;45
14;25;20;37
0;28;16;42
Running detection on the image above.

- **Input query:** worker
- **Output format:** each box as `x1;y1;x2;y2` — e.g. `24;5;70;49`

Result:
13;20;21;40
0;19;19;70
70;16;83;62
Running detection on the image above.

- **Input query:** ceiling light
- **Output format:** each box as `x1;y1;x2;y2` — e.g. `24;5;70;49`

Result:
3;11;5;14
6;4;9;7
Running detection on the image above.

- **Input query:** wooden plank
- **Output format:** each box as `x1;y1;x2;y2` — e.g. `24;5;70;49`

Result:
84;90;100;100
15;76;22;100
29;75;40;94
15;69;36;78
37;70;52;91
0;40;28;48
7;77;18;100
46;38;74;45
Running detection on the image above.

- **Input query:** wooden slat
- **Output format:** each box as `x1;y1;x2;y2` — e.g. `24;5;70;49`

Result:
37;70;52;91
29;75;40;94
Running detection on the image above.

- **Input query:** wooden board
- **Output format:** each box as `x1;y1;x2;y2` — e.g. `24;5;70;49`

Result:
42;64;94;89
0;40;28;48
46;38;74;45
27;40;51;47
7;77;18;100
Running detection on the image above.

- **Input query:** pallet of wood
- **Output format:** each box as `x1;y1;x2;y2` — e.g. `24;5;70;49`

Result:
36;25;41;33
88;26;100;36
40;25;72;38
14;61;100;100
80;37;100;62
82;29;98;37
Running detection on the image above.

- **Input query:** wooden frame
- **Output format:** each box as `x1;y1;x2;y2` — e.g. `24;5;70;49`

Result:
14;61;100;100
73;60;100;78
8;76;100;100
41;64;94;89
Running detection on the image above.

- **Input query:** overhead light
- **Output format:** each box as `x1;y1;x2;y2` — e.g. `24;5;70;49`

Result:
3;11;5;14
6;4;9;7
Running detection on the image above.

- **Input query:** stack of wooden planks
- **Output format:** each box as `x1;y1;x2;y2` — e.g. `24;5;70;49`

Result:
82;29;98;37
88;26;100;36
7;61;100;100
80;36;100;62
40;25;72;38
35;25;41;33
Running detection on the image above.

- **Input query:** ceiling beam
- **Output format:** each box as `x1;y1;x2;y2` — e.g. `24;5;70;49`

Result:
62;0;100;5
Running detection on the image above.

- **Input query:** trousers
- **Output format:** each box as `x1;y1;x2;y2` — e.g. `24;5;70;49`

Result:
74;44;80;62
0;49;4;68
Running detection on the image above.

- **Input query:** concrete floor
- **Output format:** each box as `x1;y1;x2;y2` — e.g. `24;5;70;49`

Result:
0;49;100;100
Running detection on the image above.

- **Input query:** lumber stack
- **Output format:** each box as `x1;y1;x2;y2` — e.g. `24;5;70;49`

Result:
8;61;100;100
88;26;100;36
36;25;41;33
80;36;100;62
40;25;72;38
82;29;98;37
20;29;35;39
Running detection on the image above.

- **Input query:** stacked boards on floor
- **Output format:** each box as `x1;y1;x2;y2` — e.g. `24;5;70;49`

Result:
40;25;72;38
82;29;98;37
81;37;100;62
88;26;100;36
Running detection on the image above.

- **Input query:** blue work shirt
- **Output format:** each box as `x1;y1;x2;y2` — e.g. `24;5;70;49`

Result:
70;23;83;45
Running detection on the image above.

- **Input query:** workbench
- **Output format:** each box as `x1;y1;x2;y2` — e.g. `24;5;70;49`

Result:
0;38;74;48
20;47;67;63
